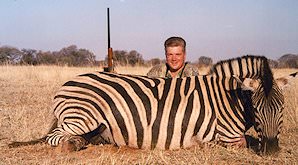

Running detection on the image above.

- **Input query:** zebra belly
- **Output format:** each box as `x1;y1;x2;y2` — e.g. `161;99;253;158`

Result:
107;125;199;150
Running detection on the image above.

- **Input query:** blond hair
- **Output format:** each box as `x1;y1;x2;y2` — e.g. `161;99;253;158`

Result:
164;36;186;52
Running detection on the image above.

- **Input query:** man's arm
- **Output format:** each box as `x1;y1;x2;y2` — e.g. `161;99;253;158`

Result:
182;63;200;77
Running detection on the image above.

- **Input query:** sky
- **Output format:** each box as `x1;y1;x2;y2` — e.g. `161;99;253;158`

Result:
0;0;298;62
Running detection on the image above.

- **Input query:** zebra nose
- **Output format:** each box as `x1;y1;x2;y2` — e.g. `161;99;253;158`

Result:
260;137;280;155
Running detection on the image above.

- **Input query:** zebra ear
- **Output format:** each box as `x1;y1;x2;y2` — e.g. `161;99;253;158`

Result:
276;72;298;90
232;75;259;91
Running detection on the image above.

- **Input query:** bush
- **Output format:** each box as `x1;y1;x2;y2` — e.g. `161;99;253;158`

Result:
197;56;213;67
278;54;298;68
0;46;22;64
110;50;144;66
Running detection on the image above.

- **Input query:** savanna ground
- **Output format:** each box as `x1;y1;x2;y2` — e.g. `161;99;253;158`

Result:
0;65;297;165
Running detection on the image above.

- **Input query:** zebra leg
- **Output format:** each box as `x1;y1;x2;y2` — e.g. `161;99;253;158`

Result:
217;135;247;148
47;123;114;151
82;123;114;145
60;135;88;152
46;127;88;152
59;124;115;151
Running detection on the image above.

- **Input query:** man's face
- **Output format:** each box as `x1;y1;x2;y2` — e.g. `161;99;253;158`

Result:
166;46;186;72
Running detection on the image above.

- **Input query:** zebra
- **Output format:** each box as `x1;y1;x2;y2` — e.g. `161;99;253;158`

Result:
9;55;297;154
209;56;297;153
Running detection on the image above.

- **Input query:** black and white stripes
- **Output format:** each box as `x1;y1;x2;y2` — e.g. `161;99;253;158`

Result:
44;55;293;154
47;72;220;149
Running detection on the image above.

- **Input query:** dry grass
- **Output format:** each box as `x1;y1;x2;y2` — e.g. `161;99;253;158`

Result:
0;65;297;165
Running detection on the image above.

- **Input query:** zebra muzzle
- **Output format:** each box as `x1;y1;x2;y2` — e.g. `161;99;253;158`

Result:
259;137;280;155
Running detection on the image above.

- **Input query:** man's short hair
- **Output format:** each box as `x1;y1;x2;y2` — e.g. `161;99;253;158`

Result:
164;36;186;52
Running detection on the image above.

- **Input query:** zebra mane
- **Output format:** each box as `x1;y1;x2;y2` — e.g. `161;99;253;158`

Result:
212;55;263;68
210;55;274;97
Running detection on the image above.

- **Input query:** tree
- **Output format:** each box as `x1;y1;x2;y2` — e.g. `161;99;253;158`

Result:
77;48;96;66
56;45;95;66
113;50;128;66
21;49;38;65
149;58;162;66
111;50;144;66
36;51;56;65
278;54;298;68
198;56;213;66
0;46;22;64
268;59;278;68
127;50;144;66
0;45;96;66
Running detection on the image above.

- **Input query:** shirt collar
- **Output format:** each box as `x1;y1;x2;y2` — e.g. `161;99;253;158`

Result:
165;62;188;78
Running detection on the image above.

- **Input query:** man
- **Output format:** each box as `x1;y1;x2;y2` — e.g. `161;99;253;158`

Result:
147;36;199;78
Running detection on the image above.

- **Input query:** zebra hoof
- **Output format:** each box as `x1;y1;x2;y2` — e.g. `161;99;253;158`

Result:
60;136;88;152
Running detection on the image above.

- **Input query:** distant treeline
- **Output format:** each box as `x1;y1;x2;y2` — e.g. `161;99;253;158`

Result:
0;45;95;66
0;45;297;68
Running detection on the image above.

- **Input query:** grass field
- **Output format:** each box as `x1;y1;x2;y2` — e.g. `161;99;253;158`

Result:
0;65;297;164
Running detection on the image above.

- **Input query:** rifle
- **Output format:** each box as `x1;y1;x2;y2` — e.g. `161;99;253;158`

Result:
104;8;114;72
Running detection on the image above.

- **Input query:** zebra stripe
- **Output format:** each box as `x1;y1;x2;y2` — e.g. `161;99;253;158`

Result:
211;55;287;153
47;72;219;149
45;55;284;153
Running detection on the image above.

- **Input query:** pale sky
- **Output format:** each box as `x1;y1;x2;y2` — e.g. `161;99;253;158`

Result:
0;0;297;62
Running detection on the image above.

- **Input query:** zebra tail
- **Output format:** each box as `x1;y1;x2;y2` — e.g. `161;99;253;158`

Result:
8;118;58;148
8;137;47;148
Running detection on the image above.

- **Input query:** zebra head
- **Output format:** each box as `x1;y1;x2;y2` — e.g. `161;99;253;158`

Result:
236;72;297;154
